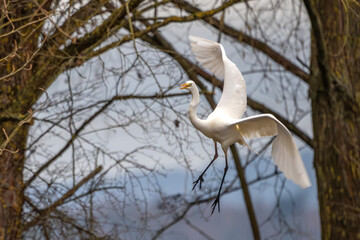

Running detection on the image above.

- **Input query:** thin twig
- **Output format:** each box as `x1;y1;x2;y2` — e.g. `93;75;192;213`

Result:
24;166;103;230
0;110;33;155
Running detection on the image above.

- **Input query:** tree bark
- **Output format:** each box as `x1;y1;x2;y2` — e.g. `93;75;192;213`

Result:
0;124;28;240
0;1;49;238
309;1;360;239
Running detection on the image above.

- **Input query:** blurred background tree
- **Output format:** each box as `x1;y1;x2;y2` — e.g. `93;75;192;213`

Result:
0;0;358;239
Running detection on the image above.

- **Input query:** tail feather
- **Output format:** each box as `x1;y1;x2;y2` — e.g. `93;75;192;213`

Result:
237;138;258;155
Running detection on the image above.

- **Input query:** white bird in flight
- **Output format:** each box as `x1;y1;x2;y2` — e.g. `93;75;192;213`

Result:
180;36;311;214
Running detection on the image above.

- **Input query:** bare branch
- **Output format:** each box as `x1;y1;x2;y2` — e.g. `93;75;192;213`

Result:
24;91;192;188
135;28;314;147
171;0;310;83
74;0;247;62
230;145;261;240
44;0;110;52
24;166;103;230
0;110;33;155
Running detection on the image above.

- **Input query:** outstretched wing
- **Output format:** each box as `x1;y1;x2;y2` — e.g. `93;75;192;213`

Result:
230;114;311;188
189;36;247;119
189;36;225;78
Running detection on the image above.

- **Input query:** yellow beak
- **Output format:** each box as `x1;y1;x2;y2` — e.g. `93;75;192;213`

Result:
180;83;190;89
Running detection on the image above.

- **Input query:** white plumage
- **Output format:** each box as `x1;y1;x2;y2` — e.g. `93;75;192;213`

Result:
181;36;311;213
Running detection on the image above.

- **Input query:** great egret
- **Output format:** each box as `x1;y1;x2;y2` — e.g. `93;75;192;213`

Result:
180;36;311;214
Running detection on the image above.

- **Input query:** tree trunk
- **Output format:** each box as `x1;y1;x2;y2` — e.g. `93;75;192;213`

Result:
0;1;49;238
310;1;360;239
0;125;28;240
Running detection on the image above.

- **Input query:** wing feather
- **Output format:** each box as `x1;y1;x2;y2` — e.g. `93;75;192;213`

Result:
189;36;224;79
230;114;311;188
189;36;247;119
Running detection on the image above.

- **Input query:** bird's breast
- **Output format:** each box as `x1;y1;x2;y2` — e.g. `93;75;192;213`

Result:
203;117;236;143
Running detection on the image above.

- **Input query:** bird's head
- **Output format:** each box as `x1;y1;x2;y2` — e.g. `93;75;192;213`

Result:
180;80;195;91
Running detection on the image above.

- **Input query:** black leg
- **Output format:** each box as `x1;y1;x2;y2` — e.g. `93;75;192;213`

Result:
211;153;228;214
193;142;218;190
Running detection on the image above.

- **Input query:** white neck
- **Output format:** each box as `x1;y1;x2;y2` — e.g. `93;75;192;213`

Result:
188;85;205;132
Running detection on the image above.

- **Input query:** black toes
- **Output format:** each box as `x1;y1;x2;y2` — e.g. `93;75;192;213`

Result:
192;175;204;190
211;196;221;214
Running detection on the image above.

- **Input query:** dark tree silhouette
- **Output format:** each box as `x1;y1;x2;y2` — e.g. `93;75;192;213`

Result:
0;0;358;239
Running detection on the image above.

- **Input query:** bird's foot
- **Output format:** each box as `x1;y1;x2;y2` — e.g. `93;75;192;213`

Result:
211;195;221;214
192;175;204;190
